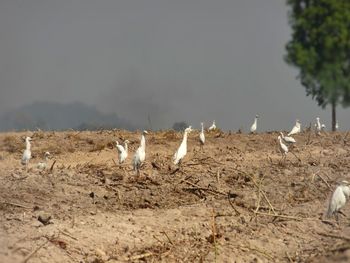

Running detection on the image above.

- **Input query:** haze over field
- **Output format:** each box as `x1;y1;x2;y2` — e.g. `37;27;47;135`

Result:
0;0;349;131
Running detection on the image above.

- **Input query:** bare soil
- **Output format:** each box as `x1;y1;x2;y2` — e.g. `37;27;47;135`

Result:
1;129;350;262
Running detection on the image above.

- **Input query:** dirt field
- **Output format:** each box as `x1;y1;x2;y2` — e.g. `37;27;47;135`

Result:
1;129;350;262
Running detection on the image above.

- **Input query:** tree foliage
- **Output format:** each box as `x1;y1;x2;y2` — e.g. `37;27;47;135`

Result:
285;0;350;129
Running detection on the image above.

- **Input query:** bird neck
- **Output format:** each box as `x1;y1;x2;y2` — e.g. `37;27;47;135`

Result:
317;119;321;127
278;137;283;145
201;125;204;133
254;117;258;125
26;141;31;150
124;142;128;152
45;156;49;162
182;131;189;145
140;135;146;149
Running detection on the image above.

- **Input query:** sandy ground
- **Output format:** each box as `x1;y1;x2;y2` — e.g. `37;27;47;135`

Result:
1;129;350;262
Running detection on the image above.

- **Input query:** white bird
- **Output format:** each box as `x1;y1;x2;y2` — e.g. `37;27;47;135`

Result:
199;122;205;150
336;121;339;131
280;132;296;144
133;130;148;175
326;180;350;220
277;135;288;158
288;119;301;136
315;117;322;133
116;140;129;164
173;126;192;165
250;114;259;133
208;120;216;131
21;137;32;170
37;151;50;170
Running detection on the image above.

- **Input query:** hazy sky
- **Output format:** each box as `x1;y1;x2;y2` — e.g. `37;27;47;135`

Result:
0;0;349;131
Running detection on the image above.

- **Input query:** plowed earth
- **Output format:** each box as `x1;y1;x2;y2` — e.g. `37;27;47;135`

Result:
1;130;350;262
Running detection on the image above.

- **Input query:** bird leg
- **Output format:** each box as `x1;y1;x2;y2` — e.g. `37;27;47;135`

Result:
335;212;340;223
280;154;287;165
178;159;183;170
136;164;141;177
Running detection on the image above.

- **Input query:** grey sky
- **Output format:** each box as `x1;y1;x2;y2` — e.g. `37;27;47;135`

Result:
0;0;348;131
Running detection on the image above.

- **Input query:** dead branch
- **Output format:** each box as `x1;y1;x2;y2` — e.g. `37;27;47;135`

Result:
254;211;304;221
290;151;302;163
183;180;226;196
0;201;32;209
112;159;118;168
160;231;174;246
212;208;218;262
170;167;180;175
238;244;274;260
317;232;350;242
317;173;331;189
285;251;293;263
58;229;78;241
254;174;265;213
21;239;49;263
49;160;56;172
228;167;277;215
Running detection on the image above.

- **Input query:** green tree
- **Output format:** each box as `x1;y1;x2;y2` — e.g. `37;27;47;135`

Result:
285;0;350;131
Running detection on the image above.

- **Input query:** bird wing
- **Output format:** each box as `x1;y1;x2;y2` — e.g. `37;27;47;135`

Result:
250;125;255;132
116;145;125;153
284;136;296;143
288;126;298;136
21;150;31;163
343;186;350;199
327;187;345;217
199;133;205;144
37;162;46;169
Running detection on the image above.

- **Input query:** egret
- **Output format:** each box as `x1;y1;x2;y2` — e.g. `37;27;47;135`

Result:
277;135;288;160
116;140;129;164
336;121;339;131
326;180;350;221
208;120;216;131
173;126;192;166
21;137;32;171
250;114;259;133
133;130;148;176
37;152;50;170
315;117;322;134
199;122;205;150
280;132;296;144
288;119;301;136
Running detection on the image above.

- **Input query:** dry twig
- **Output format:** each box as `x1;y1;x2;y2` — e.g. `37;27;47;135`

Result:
317;232;350;242
21;239;49;263
0;201;32;209
254;211;305;221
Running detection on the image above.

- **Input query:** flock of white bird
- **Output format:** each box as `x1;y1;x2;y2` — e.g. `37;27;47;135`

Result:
19;116;346;221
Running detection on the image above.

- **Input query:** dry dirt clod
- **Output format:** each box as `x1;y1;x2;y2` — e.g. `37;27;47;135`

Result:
38;213;52;225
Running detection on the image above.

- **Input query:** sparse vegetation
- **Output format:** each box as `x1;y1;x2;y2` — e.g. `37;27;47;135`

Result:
0;130;349;262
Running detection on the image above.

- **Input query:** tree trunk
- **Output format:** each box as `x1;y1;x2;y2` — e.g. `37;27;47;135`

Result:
331;102;336;132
